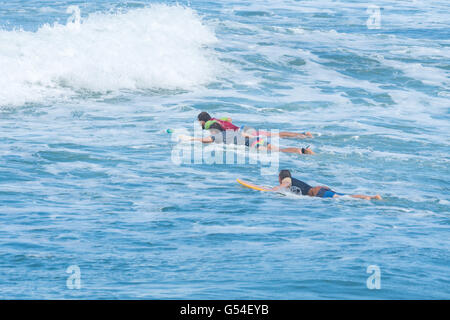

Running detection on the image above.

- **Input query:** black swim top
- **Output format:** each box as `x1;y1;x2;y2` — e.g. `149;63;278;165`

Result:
290;177;312;195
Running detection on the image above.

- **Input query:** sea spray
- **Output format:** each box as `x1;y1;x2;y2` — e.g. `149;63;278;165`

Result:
0;4;219;106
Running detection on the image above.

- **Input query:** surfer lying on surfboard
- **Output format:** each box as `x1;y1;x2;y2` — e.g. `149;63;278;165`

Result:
180;123;315;155
197;112;313;139
271;170;382;200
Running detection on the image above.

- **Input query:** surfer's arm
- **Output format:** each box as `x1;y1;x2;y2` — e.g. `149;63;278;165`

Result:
179;135;214;143
270;180;291;191
190;136;214;143
194;136;214;143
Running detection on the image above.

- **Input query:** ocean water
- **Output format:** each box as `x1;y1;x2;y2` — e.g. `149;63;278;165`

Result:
0;0;449;299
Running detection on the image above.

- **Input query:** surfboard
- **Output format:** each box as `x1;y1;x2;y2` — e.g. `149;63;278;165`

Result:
236;178;272;192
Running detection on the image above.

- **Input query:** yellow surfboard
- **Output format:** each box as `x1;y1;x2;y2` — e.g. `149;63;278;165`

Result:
236;178;272;192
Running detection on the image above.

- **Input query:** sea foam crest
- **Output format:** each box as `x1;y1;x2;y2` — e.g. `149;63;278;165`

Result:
0;4;218;106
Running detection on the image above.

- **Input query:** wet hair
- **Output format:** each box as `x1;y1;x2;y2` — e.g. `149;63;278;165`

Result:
197;112;212;122
279;170;292;181
209;122;224;132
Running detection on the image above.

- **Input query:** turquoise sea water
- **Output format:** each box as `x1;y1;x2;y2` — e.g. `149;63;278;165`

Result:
0;0;449;299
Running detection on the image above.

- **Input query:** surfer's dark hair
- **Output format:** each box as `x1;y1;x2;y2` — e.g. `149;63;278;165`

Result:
279;170;292;181
197;112;211;122
209;122;224;131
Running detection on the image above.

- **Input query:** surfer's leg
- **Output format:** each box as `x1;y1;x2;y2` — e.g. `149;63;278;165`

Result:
328;191;382;200
279;147;301;154
266;143;314;155
278;147;314;155
259;131;312;139
347;194;382;200
278;131;313;139
318;189;381;200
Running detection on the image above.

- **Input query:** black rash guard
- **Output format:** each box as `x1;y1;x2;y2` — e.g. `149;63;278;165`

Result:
290;177;312;195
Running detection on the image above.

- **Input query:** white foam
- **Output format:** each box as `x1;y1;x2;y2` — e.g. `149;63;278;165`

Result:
378;57;450;87
0;4;219;106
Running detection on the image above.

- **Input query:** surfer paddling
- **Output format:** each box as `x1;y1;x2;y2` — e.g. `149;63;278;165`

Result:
197;111;313;139
271;170;382;200
180;122;315;155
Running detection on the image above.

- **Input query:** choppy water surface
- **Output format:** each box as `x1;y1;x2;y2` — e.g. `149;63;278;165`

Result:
0;0;449;299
